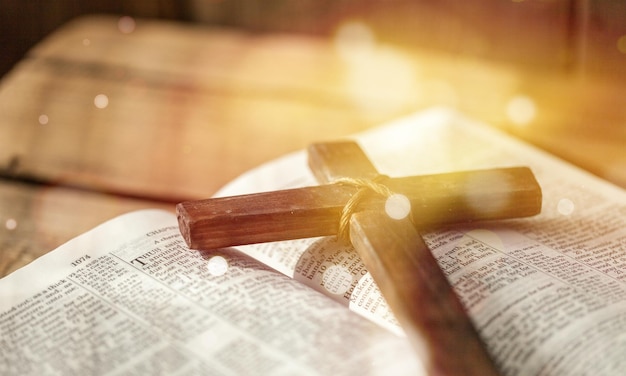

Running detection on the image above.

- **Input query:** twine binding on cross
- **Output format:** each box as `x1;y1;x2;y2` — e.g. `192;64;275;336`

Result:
335;174;393;242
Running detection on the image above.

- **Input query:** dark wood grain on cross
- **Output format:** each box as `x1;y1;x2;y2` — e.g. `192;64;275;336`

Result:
307;142;502;375
177;150;541;251
176;141;542;375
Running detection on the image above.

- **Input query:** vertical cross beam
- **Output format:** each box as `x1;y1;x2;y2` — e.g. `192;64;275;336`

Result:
308;141;499;376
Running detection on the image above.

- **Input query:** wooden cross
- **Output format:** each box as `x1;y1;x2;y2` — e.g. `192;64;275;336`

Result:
177;141;542;375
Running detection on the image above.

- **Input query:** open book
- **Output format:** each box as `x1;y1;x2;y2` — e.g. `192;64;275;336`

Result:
3;108;626;375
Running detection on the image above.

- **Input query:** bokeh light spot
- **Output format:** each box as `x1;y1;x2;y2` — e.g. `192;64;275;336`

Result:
5;219;17;231
38;114;49;125
385;194;411;220
207;255;229;276
82;38;91;46
506;95;536;125
557;198;575;216
118;16;136;34
94;94;109;109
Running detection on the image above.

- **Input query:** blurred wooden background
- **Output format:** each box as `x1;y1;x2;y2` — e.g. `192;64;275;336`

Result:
1;1;626;276
2;0;626;81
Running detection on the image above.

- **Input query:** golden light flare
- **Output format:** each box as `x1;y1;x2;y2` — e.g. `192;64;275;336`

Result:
506;95;536;126
422;79;459;107
334;21;419;118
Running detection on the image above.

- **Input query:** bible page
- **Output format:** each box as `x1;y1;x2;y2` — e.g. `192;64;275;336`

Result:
216;107;626;375
0;209;423;375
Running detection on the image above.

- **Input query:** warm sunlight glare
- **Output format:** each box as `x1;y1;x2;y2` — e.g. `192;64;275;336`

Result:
506;95;536;126
334;21;418;118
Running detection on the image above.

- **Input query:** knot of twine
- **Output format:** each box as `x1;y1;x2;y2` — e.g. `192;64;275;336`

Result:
335;175;393;242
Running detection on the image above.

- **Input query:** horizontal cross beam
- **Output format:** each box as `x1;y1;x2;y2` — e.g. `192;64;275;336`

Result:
177;162;541;251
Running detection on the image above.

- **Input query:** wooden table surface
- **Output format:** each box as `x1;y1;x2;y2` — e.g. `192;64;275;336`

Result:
1;15;626;277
